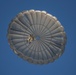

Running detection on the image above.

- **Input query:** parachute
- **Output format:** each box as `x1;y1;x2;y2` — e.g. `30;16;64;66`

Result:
7;10;67;64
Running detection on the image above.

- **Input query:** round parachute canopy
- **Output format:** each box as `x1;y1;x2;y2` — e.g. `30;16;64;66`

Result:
7;10;67;64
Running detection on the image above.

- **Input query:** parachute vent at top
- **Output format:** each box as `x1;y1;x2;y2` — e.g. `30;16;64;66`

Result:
7;9;67;64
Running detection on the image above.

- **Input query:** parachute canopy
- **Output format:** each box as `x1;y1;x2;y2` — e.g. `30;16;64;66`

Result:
7;10;67;64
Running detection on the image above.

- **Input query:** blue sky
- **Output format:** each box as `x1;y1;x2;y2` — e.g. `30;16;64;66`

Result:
0;0;76;75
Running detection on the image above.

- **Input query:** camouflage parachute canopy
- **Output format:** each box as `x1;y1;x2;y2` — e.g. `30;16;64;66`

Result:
7;10;67;64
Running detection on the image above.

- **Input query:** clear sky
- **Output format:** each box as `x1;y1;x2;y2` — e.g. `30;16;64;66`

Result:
0;0;76;75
